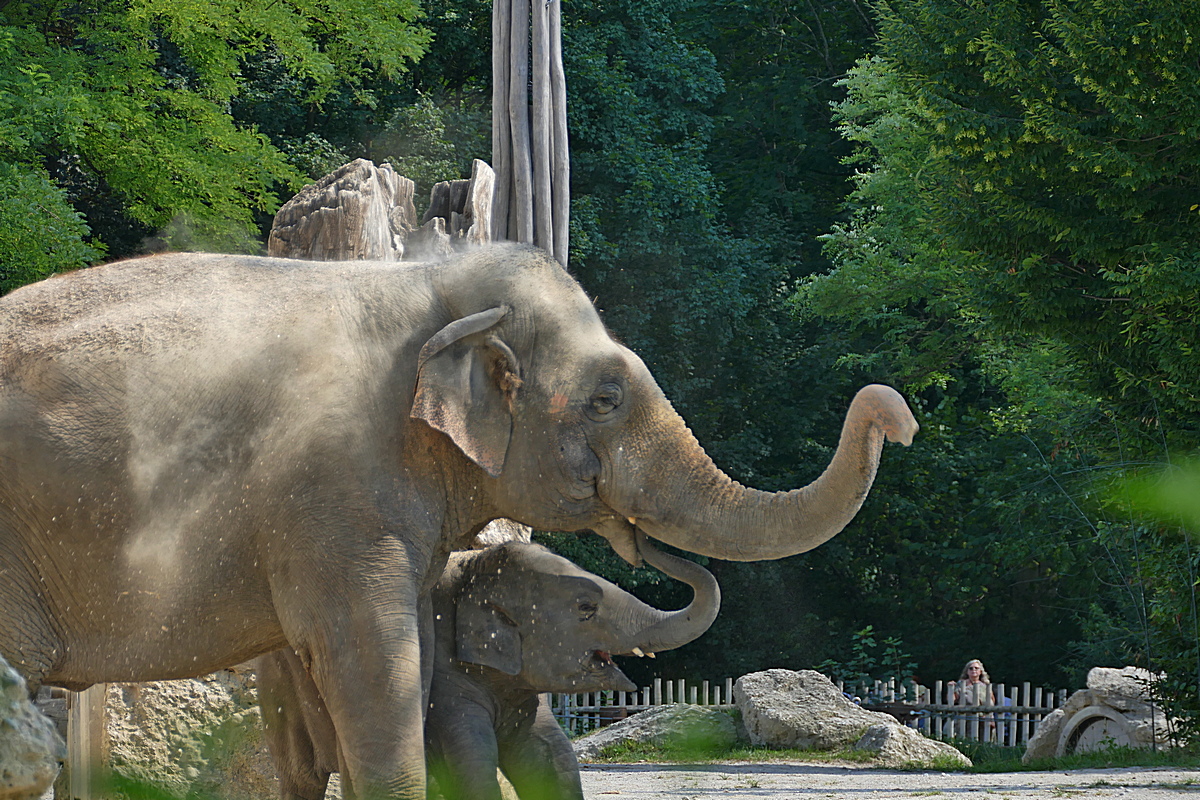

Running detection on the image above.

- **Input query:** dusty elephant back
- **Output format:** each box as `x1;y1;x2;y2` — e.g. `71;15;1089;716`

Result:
0;252;450;685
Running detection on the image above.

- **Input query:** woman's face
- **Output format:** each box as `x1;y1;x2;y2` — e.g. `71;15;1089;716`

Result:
966;662;984;680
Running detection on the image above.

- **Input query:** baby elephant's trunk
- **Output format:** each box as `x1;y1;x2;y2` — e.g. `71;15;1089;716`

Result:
626;531;721;656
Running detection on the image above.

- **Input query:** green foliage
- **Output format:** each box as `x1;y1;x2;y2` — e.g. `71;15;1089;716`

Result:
1122;461;1200;536
372;95;465;204
800;0;1200;729
0;162;102;292
866;0;1200;426
1103;461;1200;744
816;626;918;694
0;0;429;266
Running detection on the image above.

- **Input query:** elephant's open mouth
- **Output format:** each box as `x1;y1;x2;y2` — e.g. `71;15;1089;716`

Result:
577;650;637;693
588;650;615;671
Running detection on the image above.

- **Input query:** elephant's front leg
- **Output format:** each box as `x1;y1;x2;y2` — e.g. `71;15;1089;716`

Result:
276;545;431;800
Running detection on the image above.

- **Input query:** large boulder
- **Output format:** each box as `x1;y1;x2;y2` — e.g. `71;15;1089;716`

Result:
1022;666;1173;763
0;657;65;800
573;705;742;761
734;669;895;750
734;670;970;768
854;724;971;769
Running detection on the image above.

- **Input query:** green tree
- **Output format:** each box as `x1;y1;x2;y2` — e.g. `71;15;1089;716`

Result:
0;161;101;291
803;0;1200;703
0;0;429;272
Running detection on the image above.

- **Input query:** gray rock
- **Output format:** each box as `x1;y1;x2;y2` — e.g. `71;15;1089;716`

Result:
1022;707;1065;763
105;667;277;800
733;669;896;750
1087;667;1154;714
573;705;740;761
853;723;972;768
0;657;65;800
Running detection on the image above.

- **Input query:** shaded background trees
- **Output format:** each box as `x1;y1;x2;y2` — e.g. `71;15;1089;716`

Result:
4;0;1199;709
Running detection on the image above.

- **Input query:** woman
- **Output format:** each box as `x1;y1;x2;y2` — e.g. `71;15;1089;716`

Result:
952;659;996;740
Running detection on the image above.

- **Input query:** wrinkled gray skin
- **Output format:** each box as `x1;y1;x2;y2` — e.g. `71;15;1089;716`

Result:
258;533;718;800
0;244;917;799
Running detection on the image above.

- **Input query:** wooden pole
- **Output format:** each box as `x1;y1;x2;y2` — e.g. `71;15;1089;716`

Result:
492;0;568;264
531;0;553;254
507;0;534;243
491;0;512;240
548;0;569;266
68;685;107;800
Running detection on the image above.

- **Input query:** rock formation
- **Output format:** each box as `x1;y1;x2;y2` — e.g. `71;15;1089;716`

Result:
0;656;65;800
104;667;277;800
1023;666;1173;763
267;158;496;263
733;669;970;768
572;705;742;761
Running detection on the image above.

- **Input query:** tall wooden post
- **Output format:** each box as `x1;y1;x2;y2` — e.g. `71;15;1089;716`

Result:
67;685;106;800
493;0;569;266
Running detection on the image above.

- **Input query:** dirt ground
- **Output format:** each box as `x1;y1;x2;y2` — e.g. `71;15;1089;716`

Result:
579;761;1200;798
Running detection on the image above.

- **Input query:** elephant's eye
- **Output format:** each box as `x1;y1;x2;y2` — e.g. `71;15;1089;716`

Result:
578;601;598;621
588;382;623;418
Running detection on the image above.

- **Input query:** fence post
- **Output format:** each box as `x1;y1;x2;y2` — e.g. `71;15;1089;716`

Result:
932;680;941;738
654;678;663;707
1021;682;1031;743
996;683;1007;744
703;680;710;706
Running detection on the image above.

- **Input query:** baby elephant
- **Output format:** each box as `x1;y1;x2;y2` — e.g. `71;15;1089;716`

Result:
256;533;720;800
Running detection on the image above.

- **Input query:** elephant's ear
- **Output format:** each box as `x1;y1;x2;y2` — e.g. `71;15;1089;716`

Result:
411;306;522;477
455;595;522;675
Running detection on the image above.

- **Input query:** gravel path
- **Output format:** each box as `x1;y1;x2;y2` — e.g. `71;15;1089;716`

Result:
579;761;1200;798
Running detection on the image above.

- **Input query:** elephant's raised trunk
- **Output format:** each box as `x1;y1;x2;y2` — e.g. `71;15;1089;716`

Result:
598;384;918;563
625;531;720;655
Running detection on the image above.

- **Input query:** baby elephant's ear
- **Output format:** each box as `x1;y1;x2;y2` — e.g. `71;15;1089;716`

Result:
411;306;521;478
455;597;522;675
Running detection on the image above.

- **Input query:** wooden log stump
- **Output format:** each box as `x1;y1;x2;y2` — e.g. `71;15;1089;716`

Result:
270;158;495;261
268;159;416;260
423;159;495;248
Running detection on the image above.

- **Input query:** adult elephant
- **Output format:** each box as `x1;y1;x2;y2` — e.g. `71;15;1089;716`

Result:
0;244;917;799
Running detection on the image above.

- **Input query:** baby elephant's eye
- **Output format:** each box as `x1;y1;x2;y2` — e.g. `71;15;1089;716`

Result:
578;601;598;621
589;382;623;416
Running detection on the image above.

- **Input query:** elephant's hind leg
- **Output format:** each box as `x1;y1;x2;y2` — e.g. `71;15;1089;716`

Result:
257;649;336;800
425;703;503;800
497;700;584;800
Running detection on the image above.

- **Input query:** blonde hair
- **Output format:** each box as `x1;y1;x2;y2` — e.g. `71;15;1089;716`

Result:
959;659;990;683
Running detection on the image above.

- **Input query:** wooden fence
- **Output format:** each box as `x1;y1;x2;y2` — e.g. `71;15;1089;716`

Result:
551;676;1069;746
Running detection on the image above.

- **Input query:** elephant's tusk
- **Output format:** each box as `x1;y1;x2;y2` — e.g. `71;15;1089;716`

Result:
646;652;656;658
631;647;645;657
627;516;637;526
